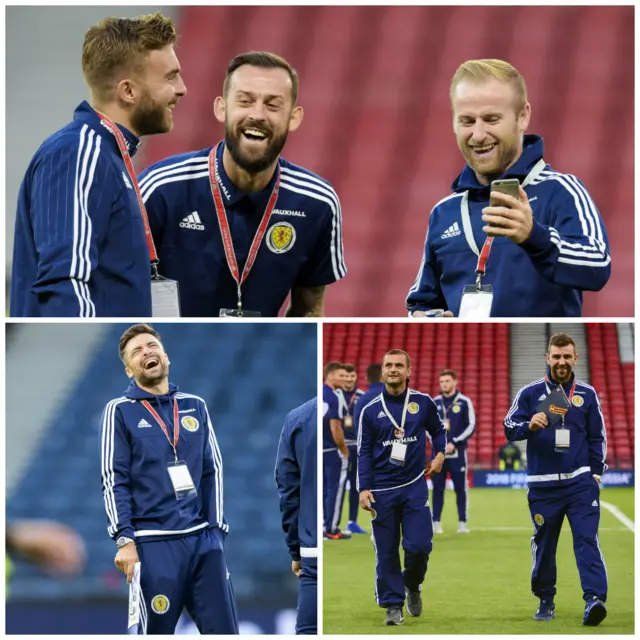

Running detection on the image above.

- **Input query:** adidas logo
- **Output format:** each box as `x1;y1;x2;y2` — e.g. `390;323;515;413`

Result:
377;411;386;419
441;222;461;239
592;500;598;507
179;211;205;231
137;419;152;429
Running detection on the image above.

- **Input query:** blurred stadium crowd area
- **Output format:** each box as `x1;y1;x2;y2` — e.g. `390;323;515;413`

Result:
6;323;316;634
324;322;634;469
6;5;633;317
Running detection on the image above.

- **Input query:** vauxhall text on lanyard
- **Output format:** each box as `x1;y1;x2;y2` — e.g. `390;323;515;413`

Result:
96;113;181;317
544;376;576;452
459;192;493;318
208;143;281;317
380;391;412;467
140;399;197;500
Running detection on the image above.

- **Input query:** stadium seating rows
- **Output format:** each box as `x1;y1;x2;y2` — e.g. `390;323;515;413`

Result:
324;323;511;468
7;323;316;604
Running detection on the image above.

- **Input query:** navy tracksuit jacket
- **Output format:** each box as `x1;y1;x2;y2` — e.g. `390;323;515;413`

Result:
275;398;318;635
358;387;446;607
11;101;152;317
323;384;347;533
339;387;365;523
504;369;608;601
138;141;347;316
432;391;476;522
406;135;611;317
100;380;238;634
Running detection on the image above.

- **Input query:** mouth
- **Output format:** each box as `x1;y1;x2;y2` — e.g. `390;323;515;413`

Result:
241;126;270;143
469;143;497;157
143;357;160;371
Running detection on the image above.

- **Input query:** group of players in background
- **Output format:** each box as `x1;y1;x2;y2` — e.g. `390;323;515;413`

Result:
323;362;474;541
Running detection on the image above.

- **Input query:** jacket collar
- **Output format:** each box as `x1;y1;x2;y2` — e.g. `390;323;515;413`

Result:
124;379;178;400
214;140;279;208
74;101;142;158
382;385;409;401
451;134;545;193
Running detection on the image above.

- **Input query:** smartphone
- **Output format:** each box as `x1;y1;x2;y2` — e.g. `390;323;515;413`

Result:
490;178;520;205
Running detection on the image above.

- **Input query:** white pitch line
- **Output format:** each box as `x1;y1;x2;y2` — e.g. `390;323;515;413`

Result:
600;500;635;532
467;526;629;532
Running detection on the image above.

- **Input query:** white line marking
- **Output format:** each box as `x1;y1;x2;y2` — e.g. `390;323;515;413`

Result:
600;500;635;532
466;526;630;532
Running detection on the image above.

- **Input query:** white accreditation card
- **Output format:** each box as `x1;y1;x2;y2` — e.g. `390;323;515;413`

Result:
151;277;181;317
167;461;197;500
128;562;141;632
459;285;493;318
555;428;571;449
390;441;407;467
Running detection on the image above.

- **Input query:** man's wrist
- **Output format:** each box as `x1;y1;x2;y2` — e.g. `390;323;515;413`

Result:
116;536;135;549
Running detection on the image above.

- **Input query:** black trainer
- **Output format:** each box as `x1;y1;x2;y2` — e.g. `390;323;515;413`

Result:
405;587;423;616
385;606;404;626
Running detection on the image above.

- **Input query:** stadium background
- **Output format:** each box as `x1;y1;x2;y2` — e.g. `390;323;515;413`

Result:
323;321;634;633
5;322;317;634
5;5;634;317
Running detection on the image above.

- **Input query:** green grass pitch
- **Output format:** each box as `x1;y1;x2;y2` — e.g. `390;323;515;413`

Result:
323;487;634;634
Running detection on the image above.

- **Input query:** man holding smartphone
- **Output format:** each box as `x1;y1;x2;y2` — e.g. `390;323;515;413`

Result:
406;59;611;318
503;332;608;626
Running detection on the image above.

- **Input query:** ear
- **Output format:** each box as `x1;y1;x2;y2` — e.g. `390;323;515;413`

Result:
519;102;531;133
214;96;226;124
115;78;137;108
288;105;304;133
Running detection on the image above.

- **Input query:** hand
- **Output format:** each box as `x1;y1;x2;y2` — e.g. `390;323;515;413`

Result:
425;452;445;476
445;442;456;455
529;412;549;431
114;541;139;584
6;520;87;578
291;560;302;577
359;490;376;512
482;186;533;244
412;310;454;318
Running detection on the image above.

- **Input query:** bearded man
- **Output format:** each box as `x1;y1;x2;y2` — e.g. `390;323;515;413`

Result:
138;51;346;317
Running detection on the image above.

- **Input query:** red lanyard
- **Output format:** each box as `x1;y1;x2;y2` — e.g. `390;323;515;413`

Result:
440;392;459;418
545;376;576;403
208;143;280;312
475;237;494;289
141;399;179;461
96;112;159;270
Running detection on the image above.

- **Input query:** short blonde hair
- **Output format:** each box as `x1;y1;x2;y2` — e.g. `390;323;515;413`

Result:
450;59;528;112
82;12;177;101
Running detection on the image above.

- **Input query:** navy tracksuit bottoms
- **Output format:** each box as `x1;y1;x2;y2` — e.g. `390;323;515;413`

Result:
528;477;608;602
431;452;468;522
136;527;238;634
296;558;317;634
371;477;433;607
347;444;360;522
323;450;348;533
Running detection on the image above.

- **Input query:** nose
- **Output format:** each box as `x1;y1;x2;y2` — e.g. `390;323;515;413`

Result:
469;120;488;144
176;76;187;98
